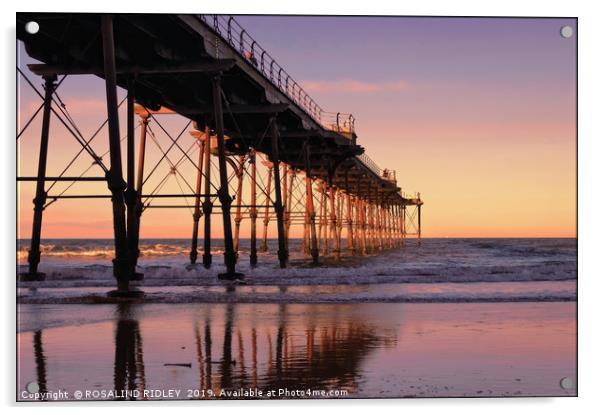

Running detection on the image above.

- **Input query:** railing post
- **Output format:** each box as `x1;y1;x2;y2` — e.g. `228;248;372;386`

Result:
227;17;233;43
21;74;56;281
212;75;242;280
239;30;246;54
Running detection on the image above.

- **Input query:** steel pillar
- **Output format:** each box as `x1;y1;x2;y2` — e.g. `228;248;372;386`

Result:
285;168;295;252
281;163;288;252
389;204;394;247
377;195;383;251
270;118;288;268
355;177;364;255
366;183;373;253
125;78;142;280
233;155;245;256
402;205;406;245
318;182;328;254
134;112;149;265
22;74;56;281
337;189;344;254
190;127;206;264
304;145;319;264
260;161;273;252
102;15;133;294
212;75;241;280
249;150;258;266
394;204;400;246
345;186;354;253
202;125;213;268
328;185;339;260
418;202;422;246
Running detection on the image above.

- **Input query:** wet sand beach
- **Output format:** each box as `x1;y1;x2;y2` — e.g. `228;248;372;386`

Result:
17;302;576;400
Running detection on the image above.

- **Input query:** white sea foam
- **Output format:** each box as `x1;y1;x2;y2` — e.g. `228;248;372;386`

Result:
16;238;576;304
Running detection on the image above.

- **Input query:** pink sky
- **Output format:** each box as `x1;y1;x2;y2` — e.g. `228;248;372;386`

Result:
17;16;576;239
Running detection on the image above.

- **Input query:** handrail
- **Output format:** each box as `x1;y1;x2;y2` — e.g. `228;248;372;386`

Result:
198;14;356;136
358;153;381;177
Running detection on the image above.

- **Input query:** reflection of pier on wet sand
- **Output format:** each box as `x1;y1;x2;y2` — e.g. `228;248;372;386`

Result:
18;302;576;399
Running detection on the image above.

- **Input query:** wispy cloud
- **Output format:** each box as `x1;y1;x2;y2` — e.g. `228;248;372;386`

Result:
301;79;410;93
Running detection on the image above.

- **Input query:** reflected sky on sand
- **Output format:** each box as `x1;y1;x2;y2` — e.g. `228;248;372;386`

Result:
17;302;576;400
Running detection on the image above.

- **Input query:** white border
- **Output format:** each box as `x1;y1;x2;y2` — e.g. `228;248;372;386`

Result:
3;0;600;413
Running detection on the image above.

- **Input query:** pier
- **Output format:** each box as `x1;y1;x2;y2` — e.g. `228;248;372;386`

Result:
17;13;423;292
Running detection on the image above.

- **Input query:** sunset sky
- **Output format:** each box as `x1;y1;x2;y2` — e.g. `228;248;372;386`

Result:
17;16;576;239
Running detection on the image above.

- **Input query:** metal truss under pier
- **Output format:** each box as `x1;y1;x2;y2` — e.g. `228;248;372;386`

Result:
17;13;423;293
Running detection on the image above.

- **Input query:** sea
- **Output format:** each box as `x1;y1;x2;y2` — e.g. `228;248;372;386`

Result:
17;237;576;304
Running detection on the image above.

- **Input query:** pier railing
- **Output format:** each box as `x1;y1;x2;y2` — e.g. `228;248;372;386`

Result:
402;191;420;200
358;153;381;177
198;15;355;136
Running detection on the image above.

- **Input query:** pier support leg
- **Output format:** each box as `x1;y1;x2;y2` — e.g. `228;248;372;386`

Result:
394;204;400;247
418;203;422;246
304;145;319;264
270;118;288;268
281;164;288;253
377;200;384;252
336;189;345;257
249;151;258;266
355;178;364;256
397;205;403;246
190;127;206;264
21;74;56;282
212;75;241;280
302;203;309;255
318;182;327;254
285;169;295;253
402;205;406;246
366;184;372;253
346;192;354;253
202;125;213;269
386;204;392;249
102;15;134;295
329;185;340;261
125;79;143;281
233;155;245;257
260;163;273;253
133;113;149;266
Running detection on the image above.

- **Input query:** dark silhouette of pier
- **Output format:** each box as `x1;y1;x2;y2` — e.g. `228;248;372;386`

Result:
17;13;423;294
